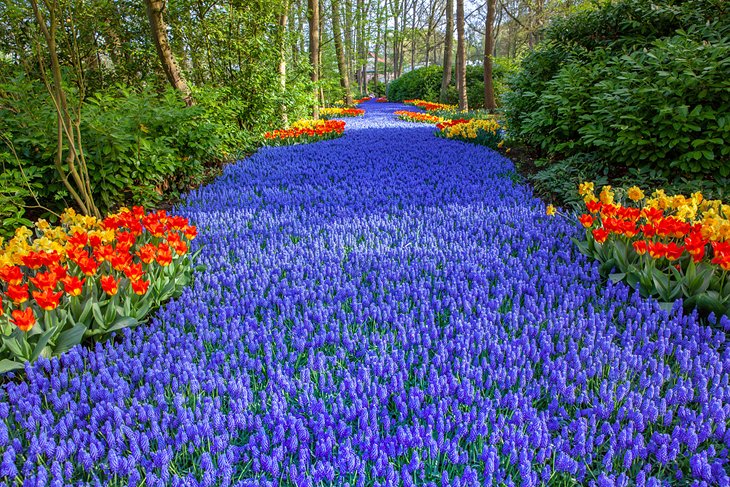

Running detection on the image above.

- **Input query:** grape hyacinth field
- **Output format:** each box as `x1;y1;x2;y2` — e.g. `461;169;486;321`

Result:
2;102;730;487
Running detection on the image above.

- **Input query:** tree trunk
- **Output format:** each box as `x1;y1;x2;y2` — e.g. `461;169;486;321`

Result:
391;0;400;78
332;0;353;104
29;0;99;217
344;0;354;85
384;1;389;86
410;0;416;72
456;0;467;110
279;3;289;126
144;0;192;103
483;0;497;111
356;0;365;94
308;0;320;118
439;0;453;103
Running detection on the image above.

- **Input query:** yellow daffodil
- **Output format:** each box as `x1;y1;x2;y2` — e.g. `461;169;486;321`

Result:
599;186;614;205
626;186;644;202
578;182;595;197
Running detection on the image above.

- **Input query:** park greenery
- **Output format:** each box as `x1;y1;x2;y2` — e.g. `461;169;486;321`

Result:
0;0;729;484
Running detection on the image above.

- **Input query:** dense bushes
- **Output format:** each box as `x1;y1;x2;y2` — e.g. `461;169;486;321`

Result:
386;61;516;107
0;79;311;238
0;84;234;228
504;0;730;193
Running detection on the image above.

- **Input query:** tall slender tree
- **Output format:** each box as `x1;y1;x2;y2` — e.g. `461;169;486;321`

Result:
439;0;453;103
28;0;99;217
144;0;192;103
455;0;467;110
308;0;320;118
278;1;290;126
483;0;497;111
332;0;353;104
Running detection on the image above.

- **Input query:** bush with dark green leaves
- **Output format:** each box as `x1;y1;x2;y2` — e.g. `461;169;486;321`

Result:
504;0;730;180
0;81;257;226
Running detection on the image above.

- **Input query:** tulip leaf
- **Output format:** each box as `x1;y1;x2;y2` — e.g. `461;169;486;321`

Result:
30;327;57;361
106;317;138;333
2;336;26;360
54;324;87;354
0;359;24;374
78;298;94;323
609;273;626;283
91;303;104;328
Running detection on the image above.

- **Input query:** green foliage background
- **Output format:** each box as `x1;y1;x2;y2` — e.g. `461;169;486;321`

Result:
503;0;730;200
0;0;313;236
385;61;517;107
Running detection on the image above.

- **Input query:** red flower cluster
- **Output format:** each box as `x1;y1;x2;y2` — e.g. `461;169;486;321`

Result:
0;207;196;332
581;201;725;265
435;119;469;130
341;108;365;116
375;97;388;102
404;100;455;112
394;111;443;124
263;120;346;141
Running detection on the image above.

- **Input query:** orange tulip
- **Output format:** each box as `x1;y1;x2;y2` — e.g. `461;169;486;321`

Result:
61;276;85;296
131;279;150;295
29;271;59;291
11;308;36;332
578;214;594;228
100;275;119;296
33;289;63;311
0;266;24;286
124;263;144;282
592;228;609;244
6;284;29;304
78;257;99;276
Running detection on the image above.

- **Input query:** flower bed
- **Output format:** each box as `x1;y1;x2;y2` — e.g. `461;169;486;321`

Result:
375;97;388;102
394;110;444;124
404;99;456;112
263;119;346;145
574;183;730;316
0;207;197;371
1;105;728;486
435;118;504;150
320;107;365;118
354;96;372;104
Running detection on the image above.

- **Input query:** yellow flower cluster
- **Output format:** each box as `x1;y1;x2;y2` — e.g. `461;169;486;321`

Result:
0;208;113;267
440;119;501;140
290;119;332;130
319;107;364;117
403;100;457;112
580;182;730;241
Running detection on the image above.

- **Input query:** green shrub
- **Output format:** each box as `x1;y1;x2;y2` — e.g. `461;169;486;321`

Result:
387;61;516;107
387;65;444;102
579;28;730;175
0;81;243;217
504;0;730;180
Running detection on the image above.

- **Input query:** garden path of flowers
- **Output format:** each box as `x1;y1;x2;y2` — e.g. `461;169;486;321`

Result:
2;102;730;487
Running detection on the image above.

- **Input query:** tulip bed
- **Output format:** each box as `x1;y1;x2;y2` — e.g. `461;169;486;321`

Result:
262;119;346;146
394;110;444;124
1;101;729;486
320;108;365;119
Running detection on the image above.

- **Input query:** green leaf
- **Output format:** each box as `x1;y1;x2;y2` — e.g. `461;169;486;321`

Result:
54;324;87;355
0;359;25;374
77;298;94;323
2;335;26;359
609;273;626;283
106;317;138;333
31;327;57;361
91;303;104;328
